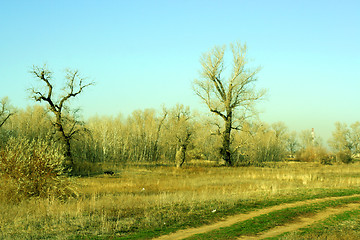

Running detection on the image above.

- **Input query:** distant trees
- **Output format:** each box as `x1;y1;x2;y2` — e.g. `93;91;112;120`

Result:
329;122;354;153
126;109;167;163
350;122;360;156
84;115;125;163
3;100;354;168
285;131;299;158
293;128;327;163
299;129;321;149
83;109;169;165
328;121;360;163
5;105;53;141
30;65;94;171
232;122;289;165
193;42;265;166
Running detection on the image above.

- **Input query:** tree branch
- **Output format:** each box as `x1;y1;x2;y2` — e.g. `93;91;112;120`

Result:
58;70;94;111
0;97;14;128
210;108;227;120
0;113;13;128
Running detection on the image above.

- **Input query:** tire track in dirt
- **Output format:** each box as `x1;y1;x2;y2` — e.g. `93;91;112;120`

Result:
239;202;360;240
154;194;360;240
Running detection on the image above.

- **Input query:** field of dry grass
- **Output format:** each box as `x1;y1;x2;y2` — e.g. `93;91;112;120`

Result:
2;162;360;239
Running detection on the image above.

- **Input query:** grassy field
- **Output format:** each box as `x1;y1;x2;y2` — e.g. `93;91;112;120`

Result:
2;162;360;239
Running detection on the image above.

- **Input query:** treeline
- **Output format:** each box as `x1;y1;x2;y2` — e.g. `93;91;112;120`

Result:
1;103;356;171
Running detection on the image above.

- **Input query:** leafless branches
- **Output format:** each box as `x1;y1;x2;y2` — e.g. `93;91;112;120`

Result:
30;65;94;114
194;42;265;120
193;41;266;165
29;64;94;170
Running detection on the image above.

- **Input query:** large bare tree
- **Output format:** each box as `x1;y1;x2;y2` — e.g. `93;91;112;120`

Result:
193;42;265;166
30;65;94;170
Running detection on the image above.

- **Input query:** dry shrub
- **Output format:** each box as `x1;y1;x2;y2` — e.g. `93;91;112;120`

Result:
336;150;353;164
296;147;317;162
296;146;330;164
0;137;77;202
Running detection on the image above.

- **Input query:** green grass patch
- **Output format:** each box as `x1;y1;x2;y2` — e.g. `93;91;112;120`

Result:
183;196;360;240
274;208;360;239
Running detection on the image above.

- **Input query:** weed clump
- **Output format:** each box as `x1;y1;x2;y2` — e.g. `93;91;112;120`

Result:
0;137;77;202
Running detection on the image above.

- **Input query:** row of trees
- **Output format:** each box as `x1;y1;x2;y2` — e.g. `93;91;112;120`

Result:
0;42;358;175
1;98;356;167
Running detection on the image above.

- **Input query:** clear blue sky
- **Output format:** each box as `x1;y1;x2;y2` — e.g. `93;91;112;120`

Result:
1;0;359;142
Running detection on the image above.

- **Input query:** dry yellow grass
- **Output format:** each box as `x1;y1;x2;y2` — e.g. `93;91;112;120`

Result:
1;162;360;239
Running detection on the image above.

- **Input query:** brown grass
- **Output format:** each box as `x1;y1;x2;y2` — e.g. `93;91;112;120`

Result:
2;162;360;239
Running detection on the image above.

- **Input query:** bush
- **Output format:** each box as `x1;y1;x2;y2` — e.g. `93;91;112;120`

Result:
296;146;330;164
0;137;77;202
336;150;352;164
296;147;317;162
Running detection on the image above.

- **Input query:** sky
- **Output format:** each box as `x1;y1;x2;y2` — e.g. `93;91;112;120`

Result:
1;0;359;143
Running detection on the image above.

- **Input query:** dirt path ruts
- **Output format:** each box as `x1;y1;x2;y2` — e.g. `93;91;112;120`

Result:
239;202;360;240
154;194;360;240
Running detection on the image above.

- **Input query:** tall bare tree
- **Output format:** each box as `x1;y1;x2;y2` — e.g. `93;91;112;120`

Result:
30;65;94;170
193;42;265;166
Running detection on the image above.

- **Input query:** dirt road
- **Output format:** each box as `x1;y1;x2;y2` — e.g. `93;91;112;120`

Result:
154;194;360;240
238;202;360;239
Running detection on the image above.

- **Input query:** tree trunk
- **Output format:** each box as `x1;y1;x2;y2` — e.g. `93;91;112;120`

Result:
176;145;187;168
64;137;73;170
221;116;232;166
152;112;167;162
55;114;74;170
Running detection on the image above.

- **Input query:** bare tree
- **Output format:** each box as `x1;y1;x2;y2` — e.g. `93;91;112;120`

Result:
300;129;322;149
152;109;168;162
165;104;193;167
0;97;14;128
328;122;360;155
286;131;299;158
193;42;265;166
350;122;360;156
125;109;167;163
30;65;94;170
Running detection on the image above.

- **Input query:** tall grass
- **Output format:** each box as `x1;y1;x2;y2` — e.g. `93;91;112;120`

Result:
2;162;360;238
